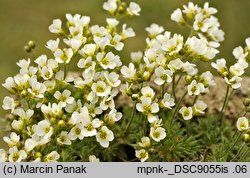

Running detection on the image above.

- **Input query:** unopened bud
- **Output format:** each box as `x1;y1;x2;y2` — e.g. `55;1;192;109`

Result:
24;45;31;53
58;120;65;127
243;98;250;106
242;133;250;143
185;75;192;84
245;106;250;113
35;152;42;158
28;40;36;49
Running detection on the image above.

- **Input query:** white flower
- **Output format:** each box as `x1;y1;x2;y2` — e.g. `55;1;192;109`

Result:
122;24;135;39
145;24;164;36
41;103;63;119
185;36;207;56
63;38;82;53
89;155;100;162
24;138;37;152
85;103;102;117
14;106;34;121
97;52;119;69
103;0;117;13
161;93;175;109
17;59;30;71
54;89;74;107
3;132;20;147
193;100;207;115
131;51;143;63
127;2;141;16
82;118;102;137
46;38;60;52
65;99;82;113
203;2;217;15
104;109;122;124
200;71;215;86
181;62;197;76
171;8;185;23
57;131;72;145
162;34;183;56
96;126;114;148
150;127;166;142
183;2;201;18
211;58;227;75
179;106;193;120
121;63;137;80
14;74;29;89
229;62;246;77
135;149;148;162
136;96;159;114
69;106;91;125
187;80;205;96
91;81;111;97
2;96;15;113
79;43;97;56
45;151;60;162
66;14;90;27
54;48;73;64
27;78;47;98
49;19;62;34
236;117;249;131
69;123;85;140
11;120;24;131
141;86;155;99
90;25;108;37
104;72;121;87
100;95;115;110
154;66;173;85
8;146;27;162
138;137;151;148
167;58;183;71
110;34;124;51
2;77;16;93
35;120;53;139
106;18;119;28
225;76;242;89
193;13;210;32
0;149;7;162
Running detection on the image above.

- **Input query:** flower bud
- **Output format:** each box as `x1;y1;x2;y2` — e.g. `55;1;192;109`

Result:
242;133;250;143
185;75;192;84
143;71;150;81
28;41;36;49
58;120;65;127
35;152;42;158
243;98;250;106
24;45;32;53
245;106;250;113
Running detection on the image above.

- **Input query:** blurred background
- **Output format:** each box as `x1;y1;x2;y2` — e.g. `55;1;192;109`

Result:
0;0;250;118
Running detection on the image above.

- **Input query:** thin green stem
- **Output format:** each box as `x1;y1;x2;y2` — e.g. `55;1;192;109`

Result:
175;74;183;86
239;147;250;161
170;90;188;125
231;143;246;161
125;102;137;133
64;65;67;79
172;74;177;103
218;85;230;121
220;131;241;159
192;96;198;105
161;83;165;99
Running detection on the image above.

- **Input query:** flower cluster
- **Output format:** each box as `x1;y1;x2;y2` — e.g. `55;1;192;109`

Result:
171;2;224;43
0;0;140;162
120;2;226;162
